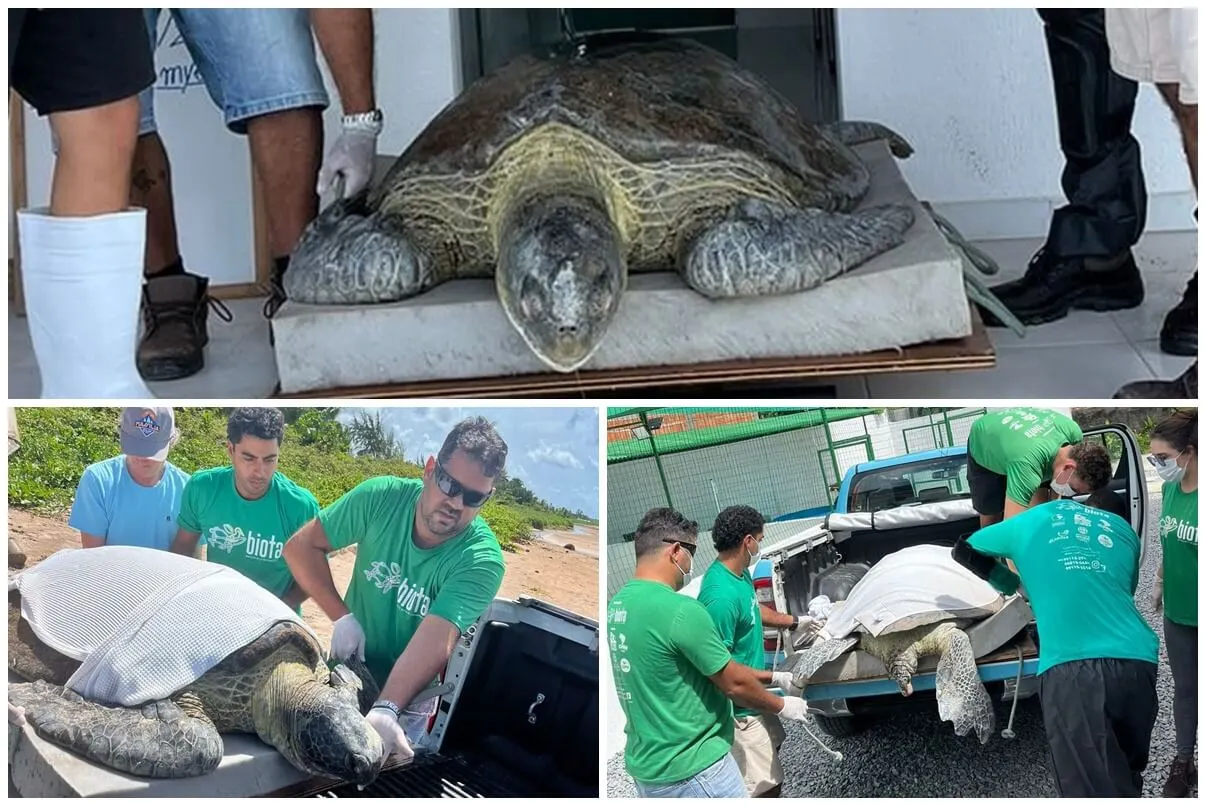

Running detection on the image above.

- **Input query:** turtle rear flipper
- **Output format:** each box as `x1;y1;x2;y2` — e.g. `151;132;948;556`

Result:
783;636;859;688
680;199;915;298
9;680;222;778
934;628;996;744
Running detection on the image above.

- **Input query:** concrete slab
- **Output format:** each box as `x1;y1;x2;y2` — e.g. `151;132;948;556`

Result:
272;140;972;394
8;672;310;798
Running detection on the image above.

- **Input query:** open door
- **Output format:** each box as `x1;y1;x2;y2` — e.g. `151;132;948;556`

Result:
1078;424;1148;567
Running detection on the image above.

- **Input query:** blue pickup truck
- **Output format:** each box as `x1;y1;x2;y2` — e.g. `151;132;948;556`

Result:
753;424;1147;739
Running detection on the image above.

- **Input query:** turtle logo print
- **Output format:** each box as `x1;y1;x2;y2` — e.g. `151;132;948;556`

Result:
207;524;247;553
364;561;431;618
1161;514;1198;546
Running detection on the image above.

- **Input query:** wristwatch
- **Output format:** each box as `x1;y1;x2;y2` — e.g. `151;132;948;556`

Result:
790;616;800;631
372;698;403;720
343;108;384;135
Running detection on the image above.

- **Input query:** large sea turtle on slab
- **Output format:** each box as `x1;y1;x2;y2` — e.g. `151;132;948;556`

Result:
286;33;916;373
8;545;384;783
781;544;1005;744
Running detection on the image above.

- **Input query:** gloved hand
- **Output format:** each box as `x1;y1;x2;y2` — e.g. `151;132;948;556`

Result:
770;671;797;692
777;695;810;722
1152;582;1163;612
331;612;367;662
366;706;415;762
318;127;379;199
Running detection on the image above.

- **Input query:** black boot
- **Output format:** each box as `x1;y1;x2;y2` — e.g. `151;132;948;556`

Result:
980;247;1144;326
1161;271;1197;356
138;271;233;381
1113;362;1197;399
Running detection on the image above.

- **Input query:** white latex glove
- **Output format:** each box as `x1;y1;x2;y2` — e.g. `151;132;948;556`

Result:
770;671;796;691
777;695;810;722
366;707;414;762
317;127;379;198
331;612;367;662
1152;582;1163;612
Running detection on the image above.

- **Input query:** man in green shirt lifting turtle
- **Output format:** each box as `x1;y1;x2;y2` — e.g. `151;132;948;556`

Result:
698;505;813;799
966;407;1112;529
284;416;508;769
608;507;812;799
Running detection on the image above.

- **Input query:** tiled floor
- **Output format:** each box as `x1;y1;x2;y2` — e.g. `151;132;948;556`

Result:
8;231;1196;400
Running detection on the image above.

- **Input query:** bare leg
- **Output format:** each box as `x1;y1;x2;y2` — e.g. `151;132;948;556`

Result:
48;98;139;215
128;132;182;275
246;108;323;259
1157;83;1198;190
978;513;1003;529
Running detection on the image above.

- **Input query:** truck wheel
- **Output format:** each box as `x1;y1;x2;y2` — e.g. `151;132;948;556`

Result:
813;714;862;738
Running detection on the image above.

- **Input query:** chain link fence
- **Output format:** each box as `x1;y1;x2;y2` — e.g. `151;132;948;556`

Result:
605;406;992;599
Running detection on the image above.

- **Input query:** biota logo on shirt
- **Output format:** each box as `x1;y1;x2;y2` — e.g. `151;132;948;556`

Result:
1161;515;1198;545
363;561;431;617
206;524;284;560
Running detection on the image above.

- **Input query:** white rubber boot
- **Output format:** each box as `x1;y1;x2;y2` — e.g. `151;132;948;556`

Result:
17;207;155;399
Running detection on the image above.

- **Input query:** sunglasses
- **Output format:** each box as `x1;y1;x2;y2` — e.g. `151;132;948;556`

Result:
663;539;696;556
434;461;494;507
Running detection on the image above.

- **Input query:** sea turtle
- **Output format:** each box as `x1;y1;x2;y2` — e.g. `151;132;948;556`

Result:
8;546;384;783
781;544;1004;744
286;33;916;373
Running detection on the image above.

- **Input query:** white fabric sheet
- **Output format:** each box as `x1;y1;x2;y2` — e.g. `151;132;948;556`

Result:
12;545;315;706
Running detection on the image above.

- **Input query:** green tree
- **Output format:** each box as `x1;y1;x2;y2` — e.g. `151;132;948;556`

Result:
347;411;402;459
287;408;350;455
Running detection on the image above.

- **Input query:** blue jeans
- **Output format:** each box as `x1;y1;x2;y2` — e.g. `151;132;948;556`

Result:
138;9;329;136
635;753;749;798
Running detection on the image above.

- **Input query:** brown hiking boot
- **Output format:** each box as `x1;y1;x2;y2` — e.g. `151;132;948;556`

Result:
1163;756;1196;797
137;272;232;381
1113;362;1198;400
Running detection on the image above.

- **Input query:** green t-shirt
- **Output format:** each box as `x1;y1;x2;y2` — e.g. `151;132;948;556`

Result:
607;578;734;785
1160;481;1198;627
968;408;1084;506
698;560;763;718
319;476;506;688
968;500;1158;675
178;466;318;609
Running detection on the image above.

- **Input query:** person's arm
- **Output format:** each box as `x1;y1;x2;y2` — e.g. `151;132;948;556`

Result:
377;613;460;707
79;532;106;549
673;601;785;714
952;520;1022;596
280;582;310;610
709;660;784;713
170;477;205;557
310;9;375;114
169;528;202;557
68;466;110;548
282;518;350;622
760;604;798;631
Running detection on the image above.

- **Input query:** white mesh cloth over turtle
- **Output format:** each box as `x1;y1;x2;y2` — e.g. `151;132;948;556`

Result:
819;544;1004;641
11;545;316;707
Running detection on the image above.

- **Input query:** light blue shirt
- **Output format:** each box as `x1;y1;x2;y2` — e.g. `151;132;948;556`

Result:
67;455;189;550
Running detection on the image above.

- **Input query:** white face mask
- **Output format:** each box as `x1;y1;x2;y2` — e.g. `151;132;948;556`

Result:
673;549;694;588
746;536;762;570
1154;452;1187;483
1050;467;1076;498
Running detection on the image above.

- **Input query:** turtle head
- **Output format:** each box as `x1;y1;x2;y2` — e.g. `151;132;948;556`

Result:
496;193;625;373
275;678;385;787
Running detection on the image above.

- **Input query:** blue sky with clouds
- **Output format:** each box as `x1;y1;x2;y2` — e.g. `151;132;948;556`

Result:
342;407;600;518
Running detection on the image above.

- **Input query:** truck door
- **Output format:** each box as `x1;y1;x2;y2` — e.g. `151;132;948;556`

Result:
1078;424;1148;566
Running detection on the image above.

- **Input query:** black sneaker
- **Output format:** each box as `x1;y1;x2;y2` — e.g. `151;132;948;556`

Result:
980;247;1144;327
1163;756;1196;798
1160;271;1197;356
1114;362;1198;400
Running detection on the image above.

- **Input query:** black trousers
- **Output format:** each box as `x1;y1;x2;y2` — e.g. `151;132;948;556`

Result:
9;9;154;116
1037;9;1148;259
1039;657;1159;797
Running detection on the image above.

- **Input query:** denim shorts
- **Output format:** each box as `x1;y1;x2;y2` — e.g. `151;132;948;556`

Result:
635;752;749;798
138;8;329;136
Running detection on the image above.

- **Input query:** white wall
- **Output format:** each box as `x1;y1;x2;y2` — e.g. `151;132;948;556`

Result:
837;8;1196;241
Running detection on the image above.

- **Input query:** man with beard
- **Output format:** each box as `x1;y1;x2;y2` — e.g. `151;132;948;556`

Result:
170;407;318;612
283;416;509;766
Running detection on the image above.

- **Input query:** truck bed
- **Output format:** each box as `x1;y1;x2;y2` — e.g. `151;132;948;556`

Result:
806;630;1038;686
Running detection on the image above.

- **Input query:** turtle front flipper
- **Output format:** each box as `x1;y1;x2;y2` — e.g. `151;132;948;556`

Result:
820;121;914;159
680;198;915;298
9;680;222;778
934;627;996;745
285;189;437;305
782;636;859;688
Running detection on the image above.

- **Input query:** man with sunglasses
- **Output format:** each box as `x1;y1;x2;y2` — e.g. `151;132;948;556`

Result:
609;508;811;799
284;416;508;768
